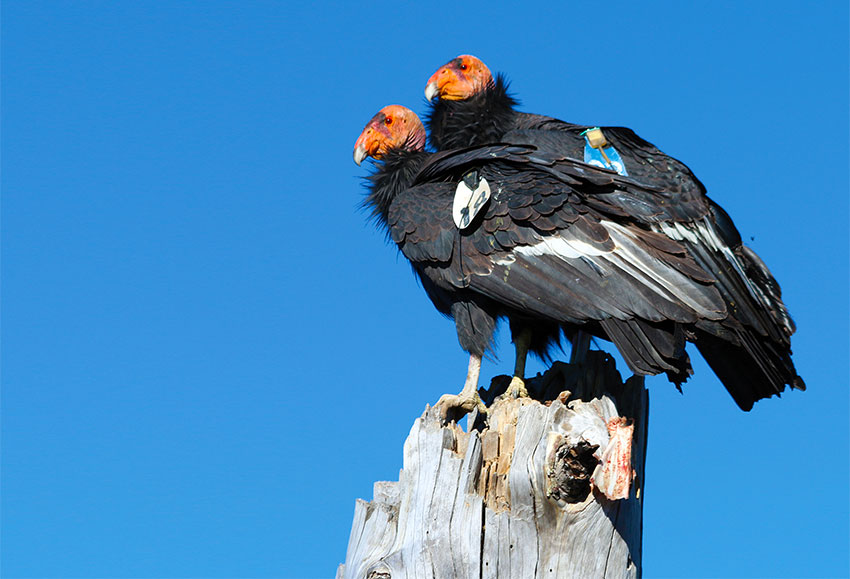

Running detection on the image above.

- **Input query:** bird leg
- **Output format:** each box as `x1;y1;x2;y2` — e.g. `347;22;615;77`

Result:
570;330;591;364
506;328;532;398
435;353;487;422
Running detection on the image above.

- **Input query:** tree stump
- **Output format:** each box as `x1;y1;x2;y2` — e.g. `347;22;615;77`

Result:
338;352;648;579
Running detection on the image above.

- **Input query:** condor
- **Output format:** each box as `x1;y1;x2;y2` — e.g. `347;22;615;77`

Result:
354;105;801;416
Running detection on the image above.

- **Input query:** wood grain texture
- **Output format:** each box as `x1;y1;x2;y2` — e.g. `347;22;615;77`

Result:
340;352;648;579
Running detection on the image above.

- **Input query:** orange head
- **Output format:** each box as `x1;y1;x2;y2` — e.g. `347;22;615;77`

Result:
353;105;426;165
424;55;493;102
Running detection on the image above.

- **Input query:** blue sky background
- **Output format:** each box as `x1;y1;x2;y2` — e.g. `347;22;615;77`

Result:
2;2;848;578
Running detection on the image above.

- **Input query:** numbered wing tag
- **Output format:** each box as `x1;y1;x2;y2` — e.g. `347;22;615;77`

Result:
453;170;491;230
583;127;629;176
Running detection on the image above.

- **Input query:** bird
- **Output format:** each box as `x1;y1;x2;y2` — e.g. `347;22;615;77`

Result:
351;104;791;419
423;55;804;410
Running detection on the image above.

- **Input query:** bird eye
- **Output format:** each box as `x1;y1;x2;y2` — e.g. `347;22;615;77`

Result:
460;63;468;70
384;116;393;125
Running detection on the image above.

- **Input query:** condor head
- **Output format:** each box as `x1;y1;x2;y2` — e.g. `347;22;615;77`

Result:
425;55;493;102
353;105;426;165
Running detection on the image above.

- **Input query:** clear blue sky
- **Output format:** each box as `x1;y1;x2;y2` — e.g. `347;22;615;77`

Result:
2;2;847;578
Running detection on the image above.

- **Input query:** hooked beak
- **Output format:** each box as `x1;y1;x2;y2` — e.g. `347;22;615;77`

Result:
353;144;368;166
425;81;439;102
353;127;375;166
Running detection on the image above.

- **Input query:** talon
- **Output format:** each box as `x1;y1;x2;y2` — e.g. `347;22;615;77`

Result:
507;376;529;398
433;353;487;423
435;391;487;423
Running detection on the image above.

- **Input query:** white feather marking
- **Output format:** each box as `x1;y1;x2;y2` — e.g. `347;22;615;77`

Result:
654;220;771;308
503;222;723;318
514;235;608;259
601;222;723;317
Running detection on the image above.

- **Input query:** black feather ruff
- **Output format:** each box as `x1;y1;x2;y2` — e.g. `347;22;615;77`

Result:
426;74;519;151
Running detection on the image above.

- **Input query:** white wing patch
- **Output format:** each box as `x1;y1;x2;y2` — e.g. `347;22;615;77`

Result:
501;220;725;319
514;235;609;260
654;219;771;307
602;222;722;316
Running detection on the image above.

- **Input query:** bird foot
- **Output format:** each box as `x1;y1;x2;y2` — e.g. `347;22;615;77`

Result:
434;390;487;424
506;376;529;399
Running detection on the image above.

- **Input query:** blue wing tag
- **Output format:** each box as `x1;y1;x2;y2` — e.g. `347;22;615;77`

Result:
583;128;628;176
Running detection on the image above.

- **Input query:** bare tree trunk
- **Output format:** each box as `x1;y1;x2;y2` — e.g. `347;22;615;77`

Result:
338;352;648;579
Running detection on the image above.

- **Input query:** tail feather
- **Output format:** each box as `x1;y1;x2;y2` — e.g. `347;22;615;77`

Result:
599;318;692;383
694;328;805;411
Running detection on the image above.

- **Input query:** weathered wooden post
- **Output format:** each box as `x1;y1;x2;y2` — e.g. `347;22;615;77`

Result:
338;352;648;579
